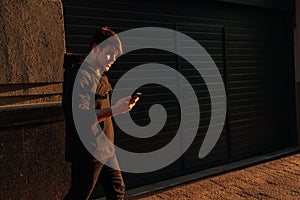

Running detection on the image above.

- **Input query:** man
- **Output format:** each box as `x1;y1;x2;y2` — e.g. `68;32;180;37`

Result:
63;27;138;200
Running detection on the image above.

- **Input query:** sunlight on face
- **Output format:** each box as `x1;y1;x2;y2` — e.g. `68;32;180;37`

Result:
106;54;111;61
104;47;118;72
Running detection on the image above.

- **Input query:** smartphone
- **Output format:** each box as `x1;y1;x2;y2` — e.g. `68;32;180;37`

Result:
132;91;142;98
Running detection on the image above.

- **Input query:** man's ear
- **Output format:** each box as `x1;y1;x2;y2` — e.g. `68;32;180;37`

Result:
91;43;98;52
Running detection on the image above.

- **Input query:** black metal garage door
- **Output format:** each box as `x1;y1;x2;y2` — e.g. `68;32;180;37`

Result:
62;0;296;197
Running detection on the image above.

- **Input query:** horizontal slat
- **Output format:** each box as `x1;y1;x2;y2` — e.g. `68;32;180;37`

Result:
62;0;293;194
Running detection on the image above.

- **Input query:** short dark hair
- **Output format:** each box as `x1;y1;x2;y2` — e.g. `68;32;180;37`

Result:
89;26;122;55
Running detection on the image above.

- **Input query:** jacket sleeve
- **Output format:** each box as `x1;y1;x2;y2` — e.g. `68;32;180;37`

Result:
72;68;98;152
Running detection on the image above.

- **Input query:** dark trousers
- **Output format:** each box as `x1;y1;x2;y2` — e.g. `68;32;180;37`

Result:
63;157;125;200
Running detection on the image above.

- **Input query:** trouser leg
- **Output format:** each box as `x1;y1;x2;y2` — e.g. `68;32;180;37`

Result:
99;156;125;200
63;160;103;200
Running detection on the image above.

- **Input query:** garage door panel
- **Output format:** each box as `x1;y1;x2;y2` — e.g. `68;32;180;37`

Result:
62;0;294;196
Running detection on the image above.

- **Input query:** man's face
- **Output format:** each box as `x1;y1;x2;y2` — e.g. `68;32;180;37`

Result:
94;44;120;73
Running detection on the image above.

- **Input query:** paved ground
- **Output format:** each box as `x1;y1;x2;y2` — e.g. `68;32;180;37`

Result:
128;153;300;200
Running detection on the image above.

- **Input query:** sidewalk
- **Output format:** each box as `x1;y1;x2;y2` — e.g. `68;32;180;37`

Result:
128;153;300;200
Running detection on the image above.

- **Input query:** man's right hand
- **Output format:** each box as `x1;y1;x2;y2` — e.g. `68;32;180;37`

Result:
111;96;139;116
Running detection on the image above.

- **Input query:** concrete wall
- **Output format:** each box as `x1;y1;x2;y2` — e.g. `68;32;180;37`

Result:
0;1;70;199
0;0;65;107
295;0;300;145
0;104;69;200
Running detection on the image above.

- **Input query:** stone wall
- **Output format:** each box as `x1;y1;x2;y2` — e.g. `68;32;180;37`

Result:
0;0;65;106
0;104;70;200
0;0;70;199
